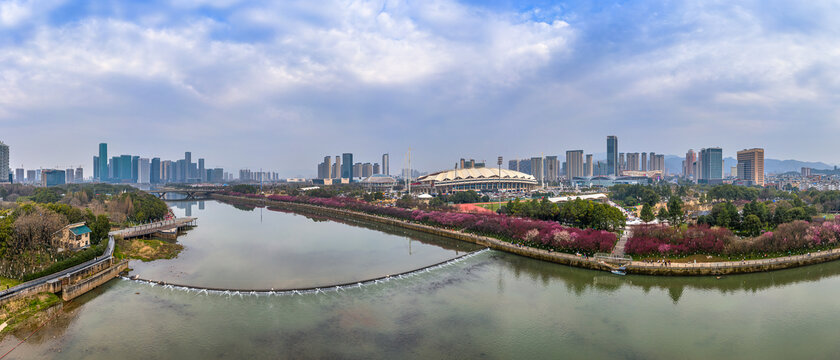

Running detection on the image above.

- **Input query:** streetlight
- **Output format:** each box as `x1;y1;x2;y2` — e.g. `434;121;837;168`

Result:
498;156;503;213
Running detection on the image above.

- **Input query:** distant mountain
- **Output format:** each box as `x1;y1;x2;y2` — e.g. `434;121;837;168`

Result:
664;155;834;175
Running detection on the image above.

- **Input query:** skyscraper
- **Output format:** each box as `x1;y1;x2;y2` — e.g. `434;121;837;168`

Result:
75;168;83;183
98;143;108;181
565;150;584;179
640;152;648;172
382;153;389;175
185;152;192;179
618;153;625;172
131;156;139;182
373;163;380;175
151;158;161;184
119;155;132;181
606;135;618;176
198;158;206;182
508;159;519;172
93;156;100;180
0;141;8;183
585;154;593;177
15;168;24;183
332;156;341;179
530;157;544;185
626;153;639;171
736;148;764;186
341;153;353;180
700;148;723;184
684;149;697;179
138;158;151;183
545;156;558;182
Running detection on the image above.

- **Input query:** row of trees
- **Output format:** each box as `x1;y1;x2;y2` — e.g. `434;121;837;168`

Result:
696;199;817;236
502;198;626;232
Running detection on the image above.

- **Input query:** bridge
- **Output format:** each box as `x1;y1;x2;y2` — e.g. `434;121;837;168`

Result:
113;217;197;239
146;187;225;200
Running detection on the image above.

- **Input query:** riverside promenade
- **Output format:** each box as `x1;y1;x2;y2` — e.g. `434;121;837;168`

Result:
216;194;840;276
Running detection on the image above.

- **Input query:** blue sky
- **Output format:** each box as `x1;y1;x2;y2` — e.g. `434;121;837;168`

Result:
2;0;839;176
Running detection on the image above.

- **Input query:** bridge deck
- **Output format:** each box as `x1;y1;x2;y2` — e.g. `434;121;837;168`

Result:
112;217;197;239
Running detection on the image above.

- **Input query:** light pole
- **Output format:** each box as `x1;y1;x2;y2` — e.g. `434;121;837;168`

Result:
498;156;503;213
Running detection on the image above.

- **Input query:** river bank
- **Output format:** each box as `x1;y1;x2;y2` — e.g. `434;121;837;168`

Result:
215;194;840;276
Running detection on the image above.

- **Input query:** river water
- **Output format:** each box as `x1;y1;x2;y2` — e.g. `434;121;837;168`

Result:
2;200;840;359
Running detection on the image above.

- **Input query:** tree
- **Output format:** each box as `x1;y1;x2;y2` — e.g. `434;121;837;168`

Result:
667;196;685;225
656;207;669;222
31;188;62;203
640;203;655;222
11;208;67;255
743;214;762;237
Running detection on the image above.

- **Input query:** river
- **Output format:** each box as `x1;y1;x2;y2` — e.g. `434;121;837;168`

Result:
2;199;839;359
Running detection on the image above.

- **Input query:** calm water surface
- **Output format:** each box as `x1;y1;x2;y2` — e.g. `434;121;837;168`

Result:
130;200;481;289
2;200;840;359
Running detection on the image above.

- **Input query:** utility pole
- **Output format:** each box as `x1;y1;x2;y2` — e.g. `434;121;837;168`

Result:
498;156;503;212
407;146;411;195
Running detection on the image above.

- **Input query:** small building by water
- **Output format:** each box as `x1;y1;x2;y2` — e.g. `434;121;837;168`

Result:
54;222;91;250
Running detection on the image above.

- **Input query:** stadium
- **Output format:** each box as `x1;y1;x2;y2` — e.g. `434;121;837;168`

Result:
415;167;538;193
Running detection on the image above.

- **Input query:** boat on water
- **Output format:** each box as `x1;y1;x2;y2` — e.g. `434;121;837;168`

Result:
611;270;626;276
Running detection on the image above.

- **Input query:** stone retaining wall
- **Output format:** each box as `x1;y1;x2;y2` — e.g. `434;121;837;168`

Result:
62;260;129;301
215;194;840;276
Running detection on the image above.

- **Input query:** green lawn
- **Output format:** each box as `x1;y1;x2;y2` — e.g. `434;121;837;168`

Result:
476;203;504;211
0;277;20;290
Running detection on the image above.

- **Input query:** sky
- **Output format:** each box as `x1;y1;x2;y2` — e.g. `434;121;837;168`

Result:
2;0;840;177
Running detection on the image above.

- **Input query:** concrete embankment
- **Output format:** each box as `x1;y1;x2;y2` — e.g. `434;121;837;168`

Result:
215;194;840;276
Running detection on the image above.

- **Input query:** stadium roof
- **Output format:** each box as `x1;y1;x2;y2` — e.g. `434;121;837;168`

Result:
417;168;536;183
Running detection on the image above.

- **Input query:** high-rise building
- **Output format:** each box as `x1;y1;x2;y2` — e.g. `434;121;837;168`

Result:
184;152;192;179
684;149;696;179
42;169;65;187
93;156;100;180
15;168;23;183
802;167;812;177
26;170;36;183
618;153;625;171
332;156;341;179
640;152;648;172
530;157;544;185
585;154;593;177
0;141;8;183
626;153;639;171
373;163;380;175
151;158;161;184
75;168;83;183
353;162;362;178
119;155;132;181
66;168;74;184
322;156;333;179
382;153;389;176
198;158;206;182
161;160;172;182
736;148;764;186
362;163;373;177
606;136;618;176
699;147;723;184
98;143;108;181
566;150;584;179
341;153;353;180
508;159;519;172
138;158;151;184
545;156;559;183
131;156;140;182
648;152;656;171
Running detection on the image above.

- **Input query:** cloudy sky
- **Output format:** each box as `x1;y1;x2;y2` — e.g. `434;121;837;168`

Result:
2;0;839;177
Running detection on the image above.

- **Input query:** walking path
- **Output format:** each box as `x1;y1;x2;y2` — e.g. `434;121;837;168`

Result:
610;226;630;257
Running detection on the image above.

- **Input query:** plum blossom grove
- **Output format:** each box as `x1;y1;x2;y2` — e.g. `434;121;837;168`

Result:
224;192;618;254
625;220;840;257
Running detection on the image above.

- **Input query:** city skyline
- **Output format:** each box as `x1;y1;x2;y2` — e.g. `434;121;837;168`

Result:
2;1;839;175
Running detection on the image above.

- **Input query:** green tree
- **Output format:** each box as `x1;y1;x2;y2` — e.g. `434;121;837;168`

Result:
31;188;62;203
667;196;685;225
640;203;655;222
743;214;762;237
656;207;668;222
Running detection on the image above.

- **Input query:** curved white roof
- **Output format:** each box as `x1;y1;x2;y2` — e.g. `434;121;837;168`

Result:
417;168;536;183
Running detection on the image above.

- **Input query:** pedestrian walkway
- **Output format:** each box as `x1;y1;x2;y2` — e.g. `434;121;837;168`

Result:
611;227;630;257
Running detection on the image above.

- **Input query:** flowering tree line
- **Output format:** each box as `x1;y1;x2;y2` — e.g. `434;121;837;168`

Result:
224;192;618;255
625;220;840;257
